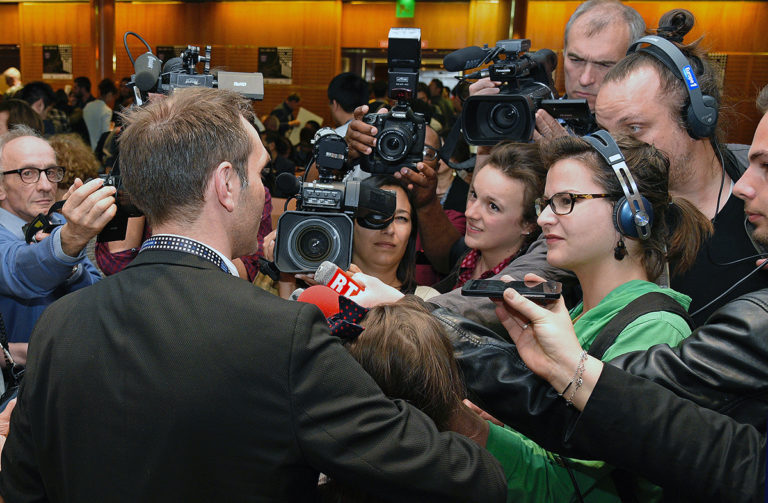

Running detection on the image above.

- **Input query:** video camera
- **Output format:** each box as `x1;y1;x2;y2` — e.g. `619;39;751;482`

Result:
125;32;264;104
95;32;266;243
360;28;426;175
274;128;397;273
445;39;565;144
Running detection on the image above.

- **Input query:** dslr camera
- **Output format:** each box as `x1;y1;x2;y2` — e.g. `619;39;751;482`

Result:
451;39;560;145
96;171;144;242
361;28;426;174
274;128;396;273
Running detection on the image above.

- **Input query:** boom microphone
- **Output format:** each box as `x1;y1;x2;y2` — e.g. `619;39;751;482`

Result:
134;52;162;92
314;261;365;297
443;46;490;72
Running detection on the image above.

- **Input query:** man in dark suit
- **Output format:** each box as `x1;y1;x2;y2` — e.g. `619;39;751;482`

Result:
0;87;506;502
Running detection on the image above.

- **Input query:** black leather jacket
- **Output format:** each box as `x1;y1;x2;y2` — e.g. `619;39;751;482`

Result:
431;289;768;502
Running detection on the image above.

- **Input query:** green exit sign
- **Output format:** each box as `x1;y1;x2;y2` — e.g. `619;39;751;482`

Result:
396;0;414;18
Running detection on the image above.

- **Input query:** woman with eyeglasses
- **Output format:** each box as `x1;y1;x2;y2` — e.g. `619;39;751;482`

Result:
474;133;713;502
430;141;546;293
533;134;711;362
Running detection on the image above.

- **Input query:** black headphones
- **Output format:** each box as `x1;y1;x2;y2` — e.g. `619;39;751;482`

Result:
627;35;718;139
584;130;653;240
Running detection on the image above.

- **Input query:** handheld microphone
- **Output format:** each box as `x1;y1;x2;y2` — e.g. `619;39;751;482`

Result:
443;46;489;72
314;261;365;297
296;285;342;318
133;52;162;91
289;288;305;301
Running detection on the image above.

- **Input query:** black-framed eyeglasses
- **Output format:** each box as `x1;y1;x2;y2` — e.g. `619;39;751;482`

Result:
422;144;439;162
535;192;613;216
1;166;66;184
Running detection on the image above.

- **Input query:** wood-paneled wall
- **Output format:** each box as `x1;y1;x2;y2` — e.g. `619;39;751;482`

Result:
0;0;764;140
115;1;342;121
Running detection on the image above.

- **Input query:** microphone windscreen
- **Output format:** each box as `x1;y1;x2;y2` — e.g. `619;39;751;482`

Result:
162;57;184;74
313;260;339;286
275;172;301;197
296;285;341;318
443;46;487;72
134;52;162;92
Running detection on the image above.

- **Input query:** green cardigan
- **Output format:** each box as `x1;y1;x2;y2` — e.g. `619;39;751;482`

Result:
486;280;692;503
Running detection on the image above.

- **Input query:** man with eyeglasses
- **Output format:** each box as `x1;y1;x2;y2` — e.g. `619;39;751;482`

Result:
0;125;115;366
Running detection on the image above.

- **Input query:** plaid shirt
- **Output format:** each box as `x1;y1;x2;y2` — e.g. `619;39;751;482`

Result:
454;248;518;289
95;189;273;282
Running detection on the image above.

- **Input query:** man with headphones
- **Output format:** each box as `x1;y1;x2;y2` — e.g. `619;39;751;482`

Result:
594;30;763;326
417;17;760;333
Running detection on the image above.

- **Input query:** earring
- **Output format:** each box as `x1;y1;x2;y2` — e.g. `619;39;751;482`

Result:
614;238;627;261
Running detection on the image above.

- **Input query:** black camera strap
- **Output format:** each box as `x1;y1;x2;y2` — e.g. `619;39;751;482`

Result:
437;117;463;170
22;200;66;244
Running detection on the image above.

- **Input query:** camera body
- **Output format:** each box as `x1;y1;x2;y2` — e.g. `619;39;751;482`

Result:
461;39;558;145
97;172;145;243
362;105;426;174
361;27;426;175
274;128;396;273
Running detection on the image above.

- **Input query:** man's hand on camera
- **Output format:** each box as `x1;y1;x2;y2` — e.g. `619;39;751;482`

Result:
346;105;387;160
533;109;569;142
468;77;502;97
395;162;439;209
60;177;117;257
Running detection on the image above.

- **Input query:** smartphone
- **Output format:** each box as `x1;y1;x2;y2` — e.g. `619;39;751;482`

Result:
461;279;562;300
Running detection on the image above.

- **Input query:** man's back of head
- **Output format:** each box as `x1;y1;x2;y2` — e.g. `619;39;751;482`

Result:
97;78;118;100
18;81;55;118
119;87;255;228
327;72;369;116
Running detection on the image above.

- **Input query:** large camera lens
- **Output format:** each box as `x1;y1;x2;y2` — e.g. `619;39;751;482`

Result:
489;103;521;135
286;217;344;271
296;227;332;262
376;128;411;163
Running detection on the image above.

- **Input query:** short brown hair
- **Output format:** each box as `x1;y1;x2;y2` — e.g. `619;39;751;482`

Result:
119;87;255;226
478;141;547;245
346;297;465;430
540;134;712;278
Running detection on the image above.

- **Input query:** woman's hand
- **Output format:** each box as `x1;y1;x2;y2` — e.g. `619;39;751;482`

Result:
494;274;584;392
348;271;405;307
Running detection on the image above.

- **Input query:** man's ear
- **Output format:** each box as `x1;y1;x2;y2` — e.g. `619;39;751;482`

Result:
213;161;237;213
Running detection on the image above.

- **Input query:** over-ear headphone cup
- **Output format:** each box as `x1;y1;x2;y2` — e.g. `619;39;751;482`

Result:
613;196;654;238
686;94;718;139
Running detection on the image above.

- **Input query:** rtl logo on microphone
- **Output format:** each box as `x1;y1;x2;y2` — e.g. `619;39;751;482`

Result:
327;270;363;297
